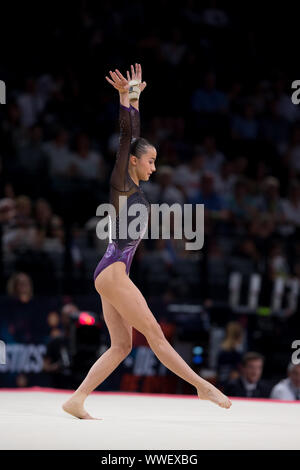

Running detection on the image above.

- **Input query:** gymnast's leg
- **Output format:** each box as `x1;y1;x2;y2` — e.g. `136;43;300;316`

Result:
95;266;232;409
62;293;133;419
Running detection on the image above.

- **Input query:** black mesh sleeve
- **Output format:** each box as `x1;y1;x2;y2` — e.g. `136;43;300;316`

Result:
130;105;140;140
110;105;132;191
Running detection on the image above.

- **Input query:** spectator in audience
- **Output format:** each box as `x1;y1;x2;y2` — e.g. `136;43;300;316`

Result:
201;135;225;174
256;176;285;226
70;132;106;182
160;29;187;67
2;196;37;255
173;148;205;200
34;198;55;233
249;213;276;253
224;351;270;398
191;71;228;114
17;77;48;128
281;180;300;235
214;159;237;199
230;238;261;275
42;127;74;179
7;271;34;303
258;98;289;153
225;178;258;232
267;241;290;280
43;303;80;388
231;102;258;140
142;165;185;206
0;198;16;224
282;126;300;178
16;125;48;196
189;171;224;212
270;363;300;400
217;321;245;387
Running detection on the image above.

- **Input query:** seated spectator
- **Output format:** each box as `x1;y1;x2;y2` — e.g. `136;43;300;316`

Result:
160;29;187;67
249;213;276;252
231;102;259;140
232;155;248;179
224;351;271;398
201;135;225;174
17;77;48;128
42;128;74;179
0;198;16;224
281;180;300;235
270;363;300;400
214;159;237;198
267;240;290;280
0;102;27;165
142;165;185;206
43;303;80;389
258;98;289;153
34;198;55;233
188;171;224;212
225;178;258;228
256;176;285;226
191;72;228;114
229;238;261;275
2;196;37;255
7;271;34;304
70;132;106;182
17;125;47;176
217;321;245;387
173;148;205;200
15;125;48;196
282;126;300;177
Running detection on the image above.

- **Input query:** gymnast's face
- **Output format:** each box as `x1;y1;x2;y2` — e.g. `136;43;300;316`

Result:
135;146;157;181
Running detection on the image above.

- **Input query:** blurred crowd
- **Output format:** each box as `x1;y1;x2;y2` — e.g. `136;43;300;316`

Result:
0;1;300;394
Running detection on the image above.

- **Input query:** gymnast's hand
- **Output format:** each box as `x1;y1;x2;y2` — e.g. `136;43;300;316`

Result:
105;69;130;94
126;63;147;95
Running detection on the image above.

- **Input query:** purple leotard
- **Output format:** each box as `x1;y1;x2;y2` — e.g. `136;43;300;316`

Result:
93;104;150;279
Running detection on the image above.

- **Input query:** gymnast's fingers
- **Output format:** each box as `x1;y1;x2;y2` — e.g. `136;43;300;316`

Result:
105;76;115;86
131;64;135;80
115;69;127;82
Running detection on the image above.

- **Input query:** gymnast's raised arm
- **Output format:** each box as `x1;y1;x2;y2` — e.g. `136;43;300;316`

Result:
127;63;147;139
105;65;147;191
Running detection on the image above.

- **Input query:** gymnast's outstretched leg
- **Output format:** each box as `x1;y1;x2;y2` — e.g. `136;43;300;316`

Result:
94;264;232;410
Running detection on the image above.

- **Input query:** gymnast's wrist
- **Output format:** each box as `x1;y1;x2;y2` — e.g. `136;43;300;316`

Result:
130;99;139;110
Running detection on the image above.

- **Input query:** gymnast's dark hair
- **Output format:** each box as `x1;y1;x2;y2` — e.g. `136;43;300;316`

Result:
130;137;155;158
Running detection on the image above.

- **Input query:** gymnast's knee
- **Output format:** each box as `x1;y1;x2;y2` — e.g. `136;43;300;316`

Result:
144;320;165;343
110;343;132;358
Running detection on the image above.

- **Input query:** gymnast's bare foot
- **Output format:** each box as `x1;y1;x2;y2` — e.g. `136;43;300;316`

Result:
62;393;102;420
197;382;232;409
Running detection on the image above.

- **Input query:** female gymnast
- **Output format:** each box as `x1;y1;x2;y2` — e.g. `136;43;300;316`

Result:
62;63;232;419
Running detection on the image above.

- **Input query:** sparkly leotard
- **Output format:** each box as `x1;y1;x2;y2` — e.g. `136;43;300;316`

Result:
93;104;150;279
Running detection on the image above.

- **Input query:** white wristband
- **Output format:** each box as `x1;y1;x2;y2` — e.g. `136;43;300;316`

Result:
129;80;140;101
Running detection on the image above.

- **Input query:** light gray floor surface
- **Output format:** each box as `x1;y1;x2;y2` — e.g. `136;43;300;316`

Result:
0;390;299;450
